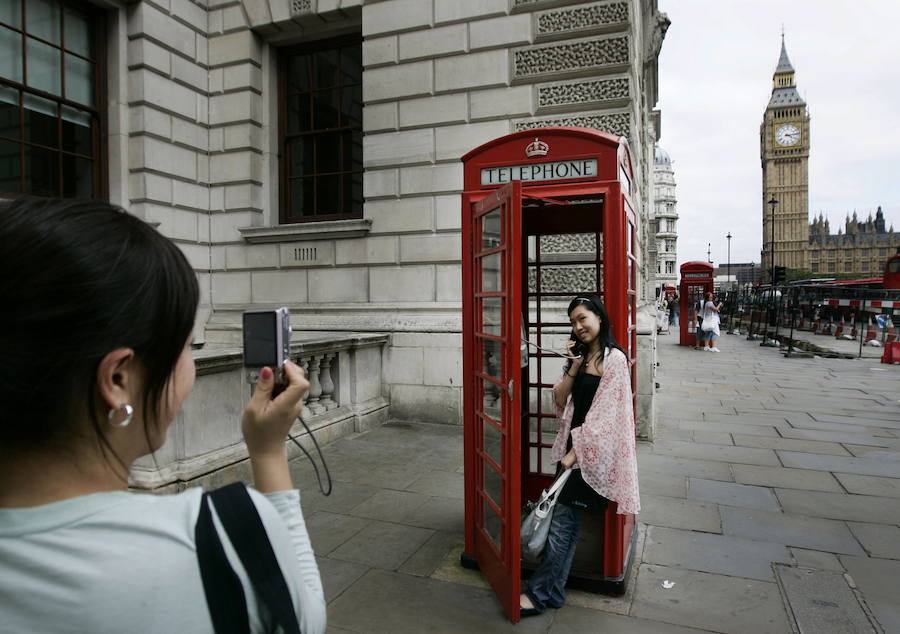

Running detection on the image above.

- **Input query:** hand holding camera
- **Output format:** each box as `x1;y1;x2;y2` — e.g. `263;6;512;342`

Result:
241;360;309;458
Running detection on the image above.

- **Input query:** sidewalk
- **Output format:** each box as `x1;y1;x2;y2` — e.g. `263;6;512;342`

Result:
288;333;899;633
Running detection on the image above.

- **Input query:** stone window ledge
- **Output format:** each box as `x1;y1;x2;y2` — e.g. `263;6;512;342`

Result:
239;218;372;243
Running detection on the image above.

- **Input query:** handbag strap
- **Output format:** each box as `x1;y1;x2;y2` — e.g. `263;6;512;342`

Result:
196;489;251;634
543;467;572;499
196;483;302;634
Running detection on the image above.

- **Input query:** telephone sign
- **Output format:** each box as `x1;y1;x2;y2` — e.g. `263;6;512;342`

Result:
480;158;598;185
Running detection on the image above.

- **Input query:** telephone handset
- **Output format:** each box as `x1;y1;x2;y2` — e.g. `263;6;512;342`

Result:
569;332;588;358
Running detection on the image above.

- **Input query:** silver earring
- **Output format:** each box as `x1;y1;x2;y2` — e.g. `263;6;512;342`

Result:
108;403;134;428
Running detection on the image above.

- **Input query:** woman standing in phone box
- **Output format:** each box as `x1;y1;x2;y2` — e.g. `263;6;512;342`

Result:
0;199;326;633
520;296;640;617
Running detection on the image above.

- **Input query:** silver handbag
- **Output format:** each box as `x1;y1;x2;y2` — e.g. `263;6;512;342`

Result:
521;468;573;561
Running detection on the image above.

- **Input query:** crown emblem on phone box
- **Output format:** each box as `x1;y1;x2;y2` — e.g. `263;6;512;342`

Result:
525;137;549;158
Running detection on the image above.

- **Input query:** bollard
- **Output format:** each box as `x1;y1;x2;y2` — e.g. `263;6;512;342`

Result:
865;317;877;342
881;341;900;364
834;317;845;339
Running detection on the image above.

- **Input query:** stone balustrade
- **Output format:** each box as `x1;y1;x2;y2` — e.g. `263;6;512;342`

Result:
130;333;389;492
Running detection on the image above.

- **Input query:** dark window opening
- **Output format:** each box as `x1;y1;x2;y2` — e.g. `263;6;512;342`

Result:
0;0;104;199
280;35;362;224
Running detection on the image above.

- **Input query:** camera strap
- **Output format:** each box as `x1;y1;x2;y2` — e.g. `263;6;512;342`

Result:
289;413;333;496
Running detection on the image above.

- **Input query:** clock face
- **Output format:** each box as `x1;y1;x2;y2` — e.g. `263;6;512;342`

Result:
776;124;801;146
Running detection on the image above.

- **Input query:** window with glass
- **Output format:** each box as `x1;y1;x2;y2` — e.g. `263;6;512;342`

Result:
811;263;818;273
0;0;103;198
827;262;835;272
280;36;362;223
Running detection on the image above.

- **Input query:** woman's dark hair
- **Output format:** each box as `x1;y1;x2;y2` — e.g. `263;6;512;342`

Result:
0;198;199;461
565;295;625;373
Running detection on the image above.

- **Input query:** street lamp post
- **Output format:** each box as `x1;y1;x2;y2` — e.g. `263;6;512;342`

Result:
764;196;779;345
726;232;732;288
726;232;733;333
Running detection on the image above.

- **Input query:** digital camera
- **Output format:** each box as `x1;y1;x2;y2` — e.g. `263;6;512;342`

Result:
242;307;291;387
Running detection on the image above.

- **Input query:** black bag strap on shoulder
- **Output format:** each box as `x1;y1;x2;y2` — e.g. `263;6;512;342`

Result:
195;482;302;634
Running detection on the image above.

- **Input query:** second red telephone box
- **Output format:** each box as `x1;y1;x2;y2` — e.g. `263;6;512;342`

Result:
679;261;714;347
459;127;639;623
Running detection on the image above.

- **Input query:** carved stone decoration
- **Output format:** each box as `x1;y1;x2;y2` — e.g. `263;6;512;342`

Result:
515;112;630;139
542;233;597;254
291;0;312;15
645;11;671;64
538;77;629;109
529;266;600;293
514;37;629;79
537;3;629;36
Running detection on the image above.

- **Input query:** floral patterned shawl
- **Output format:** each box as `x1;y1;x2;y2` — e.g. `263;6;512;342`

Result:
550;347;640;515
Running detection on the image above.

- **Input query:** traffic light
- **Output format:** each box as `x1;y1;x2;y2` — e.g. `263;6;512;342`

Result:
773;266;787;283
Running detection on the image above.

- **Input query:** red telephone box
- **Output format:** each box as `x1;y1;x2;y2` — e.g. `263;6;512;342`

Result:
679;261;714;347
460;127;638;623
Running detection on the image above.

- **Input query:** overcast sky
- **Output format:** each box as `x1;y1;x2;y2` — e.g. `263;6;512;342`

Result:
656;0;900;270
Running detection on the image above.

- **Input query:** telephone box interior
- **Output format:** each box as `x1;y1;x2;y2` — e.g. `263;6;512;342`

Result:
460;128;639;623
679;261;714;347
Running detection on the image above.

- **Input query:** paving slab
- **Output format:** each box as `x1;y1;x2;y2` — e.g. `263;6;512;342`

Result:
840;556;900;633
397;530;463;577
638;494;722;533
631;564;791;634
315;555;369;603
833;472;900;499
778;428;896;447
688;478;781;511
702;414;791;428
731;433;852;456
721;507;866;556
403;495;465;533
637;453;734;481
774;565;876;633
778;451;900;478
298;480;379;515
679;420;782;437
404;469;464;499
846;522;900;560
842;444;893;458
789;548;845;572
639;469;688;499
691;430;734;445
304;511;370;556
774;489;900;525
549;606;711;633
731;464;844;493
785;417;898;435
643;525;791;581
347;488;431;523
329;520;434;570
328;568;548;633
653;440;781;466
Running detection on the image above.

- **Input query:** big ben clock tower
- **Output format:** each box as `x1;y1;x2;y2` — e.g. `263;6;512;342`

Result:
761;36;810;274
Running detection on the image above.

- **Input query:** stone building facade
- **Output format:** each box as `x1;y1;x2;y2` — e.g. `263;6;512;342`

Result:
760;38;898;279
651;143;677;294
809;209;899;276
0;0;667;486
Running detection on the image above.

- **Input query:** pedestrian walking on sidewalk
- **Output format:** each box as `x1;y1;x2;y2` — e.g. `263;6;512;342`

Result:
519;296;640;618
0;199;326;634
700;292;724;352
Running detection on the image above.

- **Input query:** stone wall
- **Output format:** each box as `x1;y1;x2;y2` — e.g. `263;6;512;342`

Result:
115;0;663;435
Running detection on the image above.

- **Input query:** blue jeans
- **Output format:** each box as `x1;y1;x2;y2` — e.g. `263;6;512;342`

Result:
525;503;582;612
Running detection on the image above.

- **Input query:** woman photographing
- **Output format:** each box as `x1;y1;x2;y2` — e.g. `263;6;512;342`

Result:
520;296;640;617
0;199;326;633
